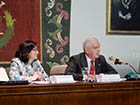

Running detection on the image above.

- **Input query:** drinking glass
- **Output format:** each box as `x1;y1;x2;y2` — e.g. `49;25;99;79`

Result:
81;67;88;82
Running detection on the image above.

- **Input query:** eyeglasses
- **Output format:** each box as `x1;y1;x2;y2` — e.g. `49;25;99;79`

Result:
32;48;38;52
93;46;100;50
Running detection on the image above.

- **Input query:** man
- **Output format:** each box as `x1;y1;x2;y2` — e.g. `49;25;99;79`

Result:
65;37;118;81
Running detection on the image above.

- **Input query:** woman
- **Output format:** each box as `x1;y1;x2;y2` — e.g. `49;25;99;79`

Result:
9;40;48;81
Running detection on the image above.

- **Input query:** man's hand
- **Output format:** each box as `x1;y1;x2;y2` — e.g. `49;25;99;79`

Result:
86;74;96;81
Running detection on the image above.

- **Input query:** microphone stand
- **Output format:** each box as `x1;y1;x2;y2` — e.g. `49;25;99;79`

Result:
123;63;140;80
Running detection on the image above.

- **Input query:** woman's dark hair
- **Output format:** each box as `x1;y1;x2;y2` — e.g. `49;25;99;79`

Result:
15;40;37;63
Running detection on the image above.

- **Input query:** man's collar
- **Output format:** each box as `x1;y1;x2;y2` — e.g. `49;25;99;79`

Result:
85;54;95;62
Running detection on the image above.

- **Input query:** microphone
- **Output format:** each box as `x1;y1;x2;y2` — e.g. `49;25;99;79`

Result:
109;56;125;65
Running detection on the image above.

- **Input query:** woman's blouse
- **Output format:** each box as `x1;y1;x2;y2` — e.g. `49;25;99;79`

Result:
9;58;48;80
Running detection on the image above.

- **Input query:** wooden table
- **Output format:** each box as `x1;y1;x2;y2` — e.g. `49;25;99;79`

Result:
0;81;140;105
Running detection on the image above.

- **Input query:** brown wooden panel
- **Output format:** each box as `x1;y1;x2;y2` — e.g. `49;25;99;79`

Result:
0;81;140;105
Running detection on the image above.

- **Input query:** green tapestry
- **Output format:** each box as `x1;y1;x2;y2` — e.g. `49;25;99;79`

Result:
42;0;71;74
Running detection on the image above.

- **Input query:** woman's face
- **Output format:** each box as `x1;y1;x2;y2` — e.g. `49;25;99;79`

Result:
28;46;39;62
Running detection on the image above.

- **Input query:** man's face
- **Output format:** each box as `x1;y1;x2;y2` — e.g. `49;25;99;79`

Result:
85;40;100;59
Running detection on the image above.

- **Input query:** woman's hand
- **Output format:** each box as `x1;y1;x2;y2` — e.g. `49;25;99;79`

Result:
24;72;43;82
32;72;43;81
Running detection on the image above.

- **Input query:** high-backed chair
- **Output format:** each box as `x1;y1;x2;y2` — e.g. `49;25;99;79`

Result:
50;65;67;75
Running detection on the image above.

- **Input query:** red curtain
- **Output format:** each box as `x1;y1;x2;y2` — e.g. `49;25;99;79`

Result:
0;0;41;63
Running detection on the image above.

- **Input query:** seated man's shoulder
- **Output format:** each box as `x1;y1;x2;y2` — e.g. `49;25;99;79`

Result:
96;55;107;62
70;52;85;59
97;55;105;59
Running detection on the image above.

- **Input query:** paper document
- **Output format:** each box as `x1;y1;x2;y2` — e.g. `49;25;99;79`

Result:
0;67;9;81
31;81;50;84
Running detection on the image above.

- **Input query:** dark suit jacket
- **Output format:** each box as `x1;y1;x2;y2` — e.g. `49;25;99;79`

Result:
65;52;118;81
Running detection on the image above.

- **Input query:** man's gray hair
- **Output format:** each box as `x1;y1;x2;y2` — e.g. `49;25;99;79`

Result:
83;39;91;51
82;37;97;51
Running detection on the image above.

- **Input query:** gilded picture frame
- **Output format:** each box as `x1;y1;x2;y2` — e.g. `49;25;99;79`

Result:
106;0;140;35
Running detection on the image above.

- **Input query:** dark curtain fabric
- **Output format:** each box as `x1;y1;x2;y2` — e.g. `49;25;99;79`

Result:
42;0;71;73
0;0;41;64
111;0;140;30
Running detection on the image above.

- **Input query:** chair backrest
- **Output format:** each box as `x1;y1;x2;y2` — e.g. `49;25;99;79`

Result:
50;65;67;75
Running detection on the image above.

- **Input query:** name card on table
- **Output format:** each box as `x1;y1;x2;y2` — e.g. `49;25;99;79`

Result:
50;75;75;84
96;74;121;82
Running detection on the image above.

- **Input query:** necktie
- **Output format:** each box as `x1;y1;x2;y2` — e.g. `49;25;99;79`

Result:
89;59;95;75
